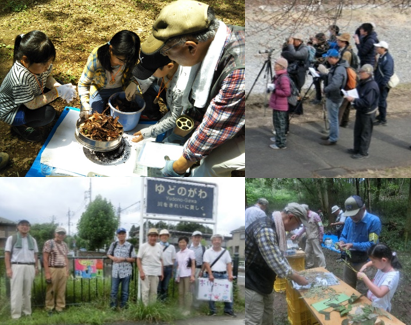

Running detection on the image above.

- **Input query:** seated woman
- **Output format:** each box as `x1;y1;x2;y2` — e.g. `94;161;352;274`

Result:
78;30;140;118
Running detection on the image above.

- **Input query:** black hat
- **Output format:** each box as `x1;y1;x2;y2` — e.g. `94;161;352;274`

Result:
132;50;172;80
18;219;30;225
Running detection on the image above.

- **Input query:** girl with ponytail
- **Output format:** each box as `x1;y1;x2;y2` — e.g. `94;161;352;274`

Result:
0;30;77;142
357;243;402;311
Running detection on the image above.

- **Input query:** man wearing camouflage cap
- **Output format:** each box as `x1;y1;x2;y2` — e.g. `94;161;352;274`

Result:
245;203;309;325
336;195;381;294
143;0;245;177
345;64;380;159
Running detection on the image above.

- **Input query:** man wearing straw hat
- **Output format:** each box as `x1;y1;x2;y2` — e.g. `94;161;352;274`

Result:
245;203;310;325
137;228;164;305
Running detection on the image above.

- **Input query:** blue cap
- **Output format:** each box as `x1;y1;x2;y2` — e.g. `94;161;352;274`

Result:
322;49;340;58
116;228;127;234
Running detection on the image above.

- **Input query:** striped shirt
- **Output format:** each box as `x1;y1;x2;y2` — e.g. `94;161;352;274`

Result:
43;239;69;267
0;61;52;124
182;26;245;162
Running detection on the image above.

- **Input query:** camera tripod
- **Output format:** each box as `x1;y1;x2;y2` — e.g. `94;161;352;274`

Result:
246;49;275;116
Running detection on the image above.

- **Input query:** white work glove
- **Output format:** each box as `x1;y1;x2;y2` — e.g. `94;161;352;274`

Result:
318;64;329;75
267;83;275;93
56;84;77;103
125;82;138;101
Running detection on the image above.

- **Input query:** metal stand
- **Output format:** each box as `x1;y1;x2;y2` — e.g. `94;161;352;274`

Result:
289;78;316;121
246;49;274;116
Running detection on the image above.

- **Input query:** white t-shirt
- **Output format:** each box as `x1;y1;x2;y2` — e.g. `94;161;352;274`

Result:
176;248;196;278
5;235;39;263
367;269;400;312
137;242;163;276
203;248;232;272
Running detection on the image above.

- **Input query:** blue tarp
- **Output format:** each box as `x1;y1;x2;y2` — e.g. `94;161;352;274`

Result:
321;234;340;253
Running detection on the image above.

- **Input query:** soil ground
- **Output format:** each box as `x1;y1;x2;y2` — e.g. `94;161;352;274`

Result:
0;0;244;177
272;246;411;324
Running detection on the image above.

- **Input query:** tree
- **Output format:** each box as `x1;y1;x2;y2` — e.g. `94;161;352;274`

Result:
77;195;118;250
30;222;59;252
176;221;212;234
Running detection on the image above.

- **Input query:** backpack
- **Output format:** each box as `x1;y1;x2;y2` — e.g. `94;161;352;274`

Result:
278;74;299;106
341;47;359;70
345;67;358;90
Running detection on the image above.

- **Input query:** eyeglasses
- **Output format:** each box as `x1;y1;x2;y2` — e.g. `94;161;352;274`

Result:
160;39;185;56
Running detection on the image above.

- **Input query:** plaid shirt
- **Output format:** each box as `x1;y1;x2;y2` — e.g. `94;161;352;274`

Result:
245;217;292;279
183;26;245;162
78;45;130;110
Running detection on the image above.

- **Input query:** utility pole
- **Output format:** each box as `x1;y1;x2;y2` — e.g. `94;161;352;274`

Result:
84;179;92;205
67;208;74;236
117;205;121;227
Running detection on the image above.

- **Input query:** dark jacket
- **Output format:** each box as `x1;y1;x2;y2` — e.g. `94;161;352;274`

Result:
374;51;394;88
353;77;380;114
281;43;309;90
356;31;379;66
245;217;277;295
324;59;347;102
269;70;291;112
313;41;330;67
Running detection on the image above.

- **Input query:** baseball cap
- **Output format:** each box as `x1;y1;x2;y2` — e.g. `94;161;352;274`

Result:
132;48;171;80
322;49;340;58
116;228;127;234
192;230;202;236
284;203;309;228
55;226;67;233
331;205;340;214
148;228;159;235
159;229;170;236
293;33;305;41
359;64;374;74
18;219;30;225
374;41;389;49
143;1;210;54
344;195;364;217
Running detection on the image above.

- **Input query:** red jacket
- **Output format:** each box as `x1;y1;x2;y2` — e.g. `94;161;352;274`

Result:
269;70;291;111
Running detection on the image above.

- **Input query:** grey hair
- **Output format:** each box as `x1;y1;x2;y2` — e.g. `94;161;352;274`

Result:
211;234;224;240
257;198;269;206
164;7;219;46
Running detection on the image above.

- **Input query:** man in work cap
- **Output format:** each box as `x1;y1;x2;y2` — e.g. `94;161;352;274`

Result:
245;203;308;325
144;1;244;178
157;229;176;301
336;195;381;294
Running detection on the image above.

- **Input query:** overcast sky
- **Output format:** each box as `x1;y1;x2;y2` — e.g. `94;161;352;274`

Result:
0;178;245;237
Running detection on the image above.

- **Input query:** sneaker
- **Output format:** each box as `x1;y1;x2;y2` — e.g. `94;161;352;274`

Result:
208;312;216;316
320;140;337;146
374;120;387;126
224;311;237;317
346;148;358;154
270;144;280;149
272;130;276;135
0;152;9;170
12;126;42;142
270;137;276;142
351;153;369;159
320;135;329;140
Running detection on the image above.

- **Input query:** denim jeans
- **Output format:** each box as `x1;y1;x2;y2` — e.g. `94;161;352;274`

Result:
326;97;343;142
206;273;233;314
90;87;122;113
157;265;173;301
110;275;131;308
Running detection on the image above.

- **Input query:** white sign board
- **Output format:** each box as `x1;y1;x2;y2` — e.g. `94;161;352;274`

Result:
197;278;232;302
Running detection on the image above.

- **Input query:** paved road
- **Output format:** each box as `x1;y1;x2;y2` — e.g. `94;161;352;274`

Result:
246;114;411;177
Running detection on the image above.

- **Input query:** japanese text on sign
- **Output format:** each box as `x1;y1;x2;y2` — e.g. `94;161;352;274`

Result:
146;179;215;219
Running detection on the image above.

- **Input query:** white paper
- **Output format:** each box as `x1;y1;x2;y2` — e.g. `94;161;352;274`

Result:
341;88;359;98
197;278;233;302
309;67;320;78
136;141;183;169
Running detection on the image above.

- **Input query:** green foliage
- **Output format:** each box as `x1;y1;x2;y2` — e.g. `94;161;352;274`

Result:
175;221;212;234
29;222;58;252
77;195;118;250
2;0;28;13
